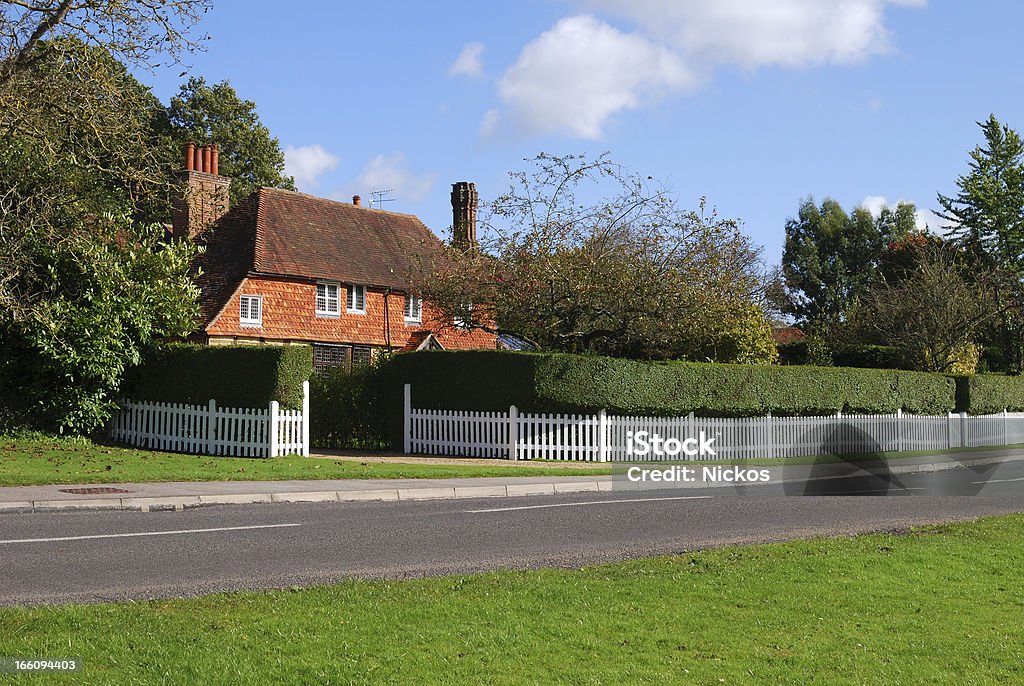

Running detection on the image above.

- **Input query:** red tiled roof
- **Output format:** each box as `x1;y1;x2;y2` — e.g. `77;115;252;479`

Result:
773;326;806;344
195;187;442;328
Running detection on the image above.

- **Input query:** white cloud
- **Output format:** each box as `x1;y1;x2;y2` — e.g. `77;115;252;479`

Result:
861;194;889;218
479;109;501;137
495;15;695;139
353;153;437;204
284;144;339;190
859;194;951;233
449;42;486;77
487;2;924;140
580;0;927;69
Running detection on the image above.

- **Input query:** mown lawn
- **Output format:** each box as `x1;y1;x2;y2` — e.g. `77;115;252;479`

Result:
1;515;1022;684
2;435;1020;487
0;435;611;486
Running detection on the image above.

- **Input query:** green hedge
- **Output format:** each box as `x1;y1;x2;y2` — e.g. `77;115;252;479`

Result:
309;364;388;450
121;344;312;410
955;374;1024;414
379;351;958;446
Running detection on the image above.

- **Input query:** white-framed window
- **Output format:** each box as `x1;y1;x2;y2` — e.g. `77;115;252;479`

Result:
347;284;367;314
316;282;340;316
454;302;472;330
239;294;262;327
404;294;422;323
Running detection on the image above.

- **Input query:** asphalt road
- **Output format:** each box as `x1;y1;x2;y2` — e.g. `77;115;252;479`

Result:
2;464;1024;606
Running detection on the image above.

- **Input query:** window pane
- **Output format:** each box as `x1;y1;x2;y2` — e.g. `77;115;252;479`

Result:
346;285;354;310
313;344;351;373
352;346;372;367
356;286;365;311
318;283;340;314
240;298;249;321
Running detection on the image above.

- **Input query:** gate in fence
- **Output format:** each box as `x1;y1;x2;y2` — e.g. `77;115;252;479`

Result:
109;381;309;458
403;384;1024;462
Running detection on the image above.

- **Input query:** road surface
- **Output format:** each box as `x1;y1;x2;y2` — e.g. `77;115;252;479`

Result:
2;463;1023;606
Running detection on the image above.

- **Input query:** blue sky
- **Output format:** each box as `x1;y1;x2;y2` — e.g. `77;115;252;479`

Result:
144;0;1024;264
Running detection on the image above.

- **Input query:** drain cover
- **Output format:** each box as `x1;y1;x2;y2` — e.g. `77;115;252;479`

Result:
57;487;132;495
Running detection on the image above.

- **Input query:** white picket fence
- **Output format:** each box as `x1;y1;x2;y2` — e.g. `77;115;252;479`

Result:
109;381;309;458
402;384;1024;461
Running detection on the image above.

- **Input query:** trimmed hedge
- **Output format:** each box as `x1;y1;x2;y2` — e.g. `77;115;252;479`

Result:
955;374;1024;414
379;351;958;446
121;344;312;410
309;364;388;450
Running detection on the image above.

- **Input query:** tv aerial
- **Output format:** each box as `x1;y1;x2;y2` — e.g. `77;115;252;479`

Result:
369;188;396;210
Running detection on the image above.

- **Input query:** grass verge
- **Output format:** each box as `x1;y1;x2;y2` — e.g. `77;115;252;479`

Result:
3;435;1022;487
0;435;612;486
2;515;1023;684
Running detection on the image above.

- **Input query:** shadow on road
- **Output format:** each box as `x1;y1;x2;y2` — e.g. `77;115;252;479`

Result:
783;422;905;496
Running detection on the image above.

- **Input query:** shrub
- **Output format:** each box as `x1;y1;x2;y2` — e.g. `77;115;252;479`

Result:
831;344;908;370
955;374;1024;414
120;344;312;410
380;350;957;448
309;363;388;450
777;341;809;365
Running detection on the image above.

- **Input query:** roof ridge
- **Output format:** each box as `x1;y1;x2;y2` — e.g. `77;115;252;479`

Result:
258;185;427;220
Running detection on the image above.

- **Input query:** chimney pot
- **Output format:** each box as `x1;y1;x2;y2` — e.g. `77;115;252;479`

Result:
353;195;361;206
211;144;219;176
185;142;195;171
193;145;203;173
202;145;211;174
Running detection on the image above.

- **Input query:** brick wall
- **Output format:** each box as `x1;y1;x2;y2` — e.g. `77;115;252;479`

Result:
172;170;230;239
206;276;496;350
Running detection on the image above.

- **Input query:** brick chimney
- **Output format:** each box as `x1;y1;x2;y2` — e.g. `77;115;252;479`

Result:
171;142;231;240
451;181;478;249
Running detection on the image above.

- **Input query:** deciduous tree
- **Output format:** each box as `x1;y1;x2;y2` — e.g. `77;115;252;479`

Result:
415;153;777;363
164;77;295;204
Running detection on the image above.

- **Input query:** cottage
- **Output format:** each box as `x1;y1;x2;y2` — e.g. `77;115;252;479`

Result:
172;144;496;372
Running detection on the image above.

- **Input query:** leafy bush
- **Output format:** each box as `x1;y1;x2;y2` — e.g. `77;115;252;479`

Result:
830;344;908;370
120;344;312;410
380;350;957;448
777;341;809;365
309;364;388;450
955;374;1024;414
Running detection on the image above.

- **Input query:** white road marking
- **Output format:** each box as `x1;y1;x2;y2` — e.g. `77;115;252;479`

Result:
972;476;1024;484
466;495;712;513
0;523;301;545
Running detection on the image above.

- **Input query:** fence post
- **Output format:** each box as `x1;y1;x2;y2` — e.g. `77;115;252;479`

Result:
302;380;310;457
896;408;903;452
947;412;954;450
766;412;774;459
508;405;519;460
269;400;280;458
403;384;412;454
598;409;608;463
206;399;216;455
961;411;968;448
1004;408;1009;446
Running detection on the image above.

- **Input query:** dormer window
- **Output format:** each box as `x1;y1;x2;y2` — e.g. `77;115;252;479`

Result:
404;295;422;324
347;284;366;314
316;282;340;316
239;294;262;327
